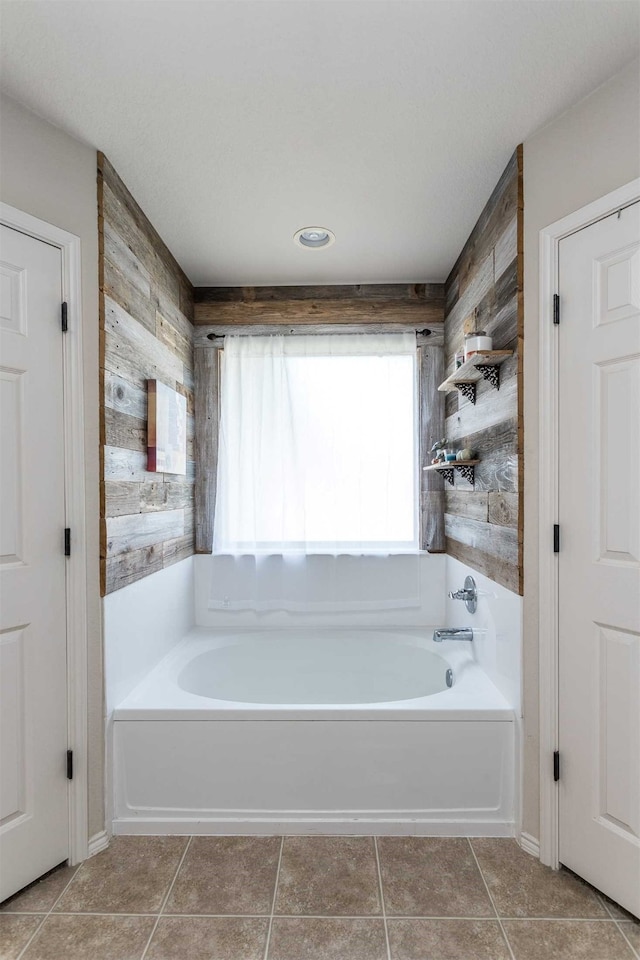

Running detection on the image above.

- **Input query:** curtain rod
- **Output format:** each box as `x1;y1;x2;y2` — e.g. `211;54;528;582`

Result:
194;323;444;349
206;327;433;341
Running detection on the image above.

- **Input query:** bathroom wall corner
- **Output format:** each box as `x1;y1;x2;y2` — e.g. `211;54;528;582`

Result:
103;555;195;716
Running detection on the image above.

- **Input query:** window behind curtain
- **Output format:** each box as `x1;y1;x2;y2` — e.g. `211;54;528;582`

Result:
213;332;418;554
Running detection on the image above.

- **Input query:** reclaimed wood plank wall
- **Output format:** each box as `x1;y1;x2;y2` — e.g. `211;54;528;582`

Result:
443;146;524;594
193;284;445;553
193;283;445;326
98;153;195;595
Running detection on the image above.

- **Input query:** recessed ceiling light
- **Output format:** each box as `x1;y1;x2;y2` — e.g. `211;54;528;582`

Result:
294;226;336;249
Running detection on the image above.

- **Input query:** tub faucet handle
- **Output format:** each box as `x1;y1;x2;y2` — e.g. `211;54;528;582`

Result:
447;575;477;613
448;588;474;600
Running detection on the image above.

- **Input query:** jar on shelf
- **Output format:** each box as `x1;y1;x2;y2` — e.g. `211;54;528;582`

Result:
464;330;493;361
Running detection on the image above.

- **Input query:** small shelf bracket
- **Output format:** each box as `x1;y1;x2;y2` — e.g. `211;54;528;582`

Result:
454;382;476;405
435;463;476;486
456;464;476;484
439;467;456;486
476;364;501;390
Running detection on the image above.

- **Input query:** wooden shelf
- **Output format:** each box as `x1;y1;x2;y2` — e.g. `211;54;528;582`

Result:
423;460;480;471
422;460;480;486
438;350;513;404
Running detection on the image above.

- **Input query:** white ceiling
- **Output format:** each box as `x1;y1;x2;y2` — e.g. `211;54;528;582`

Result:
1;1;638;286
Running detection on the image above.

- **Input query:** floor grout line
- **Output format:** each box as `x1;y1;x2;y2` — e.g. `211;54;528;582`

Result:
467;839;516;960
598;889;640;954
263;836;284;960
5;909;630;920
11;917;46;957
15;860;86;960
598;894;616;919
497;917;631;923
615;919;640;959
139;836;192;960
373;837;392;960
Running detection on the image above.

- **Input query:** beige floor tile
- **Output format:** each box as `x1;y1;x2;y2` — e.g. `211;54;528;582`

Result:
502;919;635;959
54;837;188;915
0;914;43;960
164;836;280;916
378;837;493;918
20;914;155;960
145;916;269;960
471;840;607;918
619;920;640;955
1;864;78;913
275;837;381;916
387;918;511;960
267;917;388;960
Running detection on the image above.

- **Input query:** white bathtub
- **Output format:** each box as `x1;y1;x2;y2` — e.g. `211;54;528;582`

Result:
112;627;515;836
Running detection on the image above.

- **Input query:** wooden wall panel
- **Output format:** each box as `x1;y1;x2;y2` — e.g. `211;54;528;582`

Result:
195;300;444;325
443;147;524;594
195;283;443;302
98;153;195;595
194;348;219;554
419;344;445;552
194;284;444;327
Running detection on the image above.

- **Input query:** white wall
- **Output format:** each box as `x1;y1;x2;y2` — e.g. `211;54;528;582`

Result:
445;555;522;838
103;557;194;835
522;57;640;843
104;557;195;715
0;95;103;841
195;553;447;628
445;556;521;714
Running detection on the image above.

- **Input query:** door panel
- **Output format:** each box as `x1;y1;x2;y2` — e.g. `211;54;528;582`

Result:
0;224;68;901
596;357;639;565
597;625;640;839
0;370;24;565
558;202;640;917
0;628;27;826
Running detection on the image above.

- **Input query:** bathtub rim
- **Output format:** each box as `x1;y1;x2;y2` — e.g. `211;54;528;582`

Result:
113;626;515;722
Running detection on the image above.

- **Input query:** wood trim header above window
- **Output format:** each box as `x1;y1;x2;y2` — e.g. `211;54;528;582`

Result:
194;283;443;303
193;283;444;327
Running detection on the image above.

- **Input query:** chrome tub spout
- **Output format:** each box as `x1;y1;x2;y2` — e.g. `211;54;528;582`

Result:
433;627;473;643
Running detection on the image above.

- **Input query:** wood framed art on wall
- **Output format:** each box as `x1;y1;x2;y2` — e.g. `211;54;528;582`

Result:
147;379;187;474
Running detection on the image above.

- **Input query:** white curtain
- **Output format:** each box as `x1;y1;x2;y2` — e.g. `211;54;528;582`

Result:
211;332;420;612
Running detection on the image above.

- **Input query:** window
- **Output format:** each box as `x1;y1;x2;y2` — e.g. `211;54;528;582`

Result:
213;332;418;554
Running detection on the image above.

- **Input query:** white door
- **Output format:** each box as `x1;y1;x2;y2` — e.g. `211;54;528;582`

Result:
558;201;640;916
0;224;69;901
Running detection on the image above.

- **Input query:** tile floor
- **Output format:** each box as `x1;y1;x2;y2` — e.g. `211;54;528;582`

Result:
0;836;638;960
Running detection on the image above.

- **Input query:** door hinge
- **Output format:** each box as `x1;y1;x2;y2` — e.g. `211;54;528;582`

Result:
553;750;560;782
61;301;68;333
553;294;560;325
66;749;73;780
553;524;560;553
64;528;71;557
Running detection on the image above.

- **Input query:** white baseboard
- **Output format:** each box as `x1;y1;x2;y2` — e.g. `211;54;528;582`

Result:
87;829;110;858
112;817;515;838
519;831;540;858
